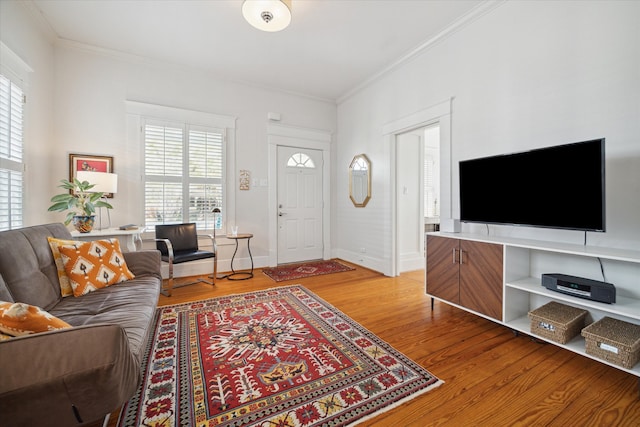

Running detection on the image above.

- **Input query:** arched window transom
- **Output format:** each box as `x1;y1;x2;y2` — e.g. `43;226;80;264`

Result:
287;153;315;168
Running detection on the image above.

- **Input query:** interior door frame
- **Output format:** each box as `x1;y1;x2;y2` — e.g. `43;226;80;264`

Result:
267;123;332;266
383;98;453;276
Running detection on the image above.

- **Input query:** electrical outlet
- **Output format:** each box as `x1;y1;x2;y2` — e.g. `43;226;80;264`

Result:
360;247;366;253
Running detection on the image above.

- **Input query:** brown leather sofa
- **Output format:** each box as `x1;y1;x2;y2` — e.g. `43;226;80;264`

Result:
0;223;162;426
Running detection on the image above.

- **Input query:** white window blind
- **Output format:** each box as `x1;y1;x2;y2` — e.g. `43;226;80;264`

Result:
143;121;224;231
0;73;24;231
424;154;436;218
423;125;440;219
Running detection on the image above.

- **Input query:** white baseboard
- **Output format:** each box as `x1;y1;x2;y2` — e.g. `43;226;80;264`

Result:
399;253;425;272
161;255;269;279
333;249;388;276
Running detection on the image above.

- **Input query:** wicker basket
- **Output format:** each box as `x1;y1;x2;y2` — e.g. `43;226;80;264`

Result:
581;317;640;369
528;301;588;344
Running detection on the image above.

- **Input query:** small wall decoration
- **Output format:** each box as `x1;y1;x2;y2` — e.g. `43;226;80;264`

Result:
69;154;114;197
240;170;250;191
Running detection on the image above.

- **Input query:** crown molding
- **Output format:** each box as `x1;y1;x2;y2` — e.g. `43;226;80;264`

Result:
336;0;506;105
55;38;336;106
56;38;155;67
20;0;58;42
22;0;502;106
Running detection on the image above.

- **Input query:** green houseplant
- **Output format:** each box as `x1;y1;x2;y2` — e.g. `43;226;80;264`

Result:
48;178;113;232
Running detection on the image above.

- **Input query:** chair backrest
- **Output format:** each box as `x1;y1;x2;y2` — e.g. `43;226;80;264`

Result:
155;223;199;254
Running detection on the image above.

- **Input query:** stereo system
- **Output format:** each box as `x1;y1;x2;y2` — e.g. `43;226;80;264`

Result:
541;273;616;304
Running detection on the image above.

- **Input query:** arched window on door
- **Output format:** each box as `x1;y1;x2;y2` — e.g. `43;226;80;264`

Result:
287;153;315;168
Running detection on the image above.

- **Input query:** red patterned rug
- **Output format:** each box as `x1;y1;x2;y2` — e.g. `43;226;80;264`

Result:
117;285;442;427
262;260;355;282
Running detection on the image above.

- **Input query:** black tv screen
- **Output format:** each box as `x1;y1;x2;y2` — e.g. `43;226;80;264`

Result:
459;138;605;232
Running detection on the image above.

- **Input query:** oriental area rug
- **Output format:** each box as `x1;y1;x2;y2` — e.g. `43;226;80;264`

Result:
117;285;442;427
262;260;355;282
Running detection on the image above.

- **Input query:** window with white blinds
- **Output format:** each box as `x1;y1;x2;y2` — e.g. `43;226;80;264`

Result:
423;124;440;219
0;73;24;231
424;154;437;217
144;121;224;231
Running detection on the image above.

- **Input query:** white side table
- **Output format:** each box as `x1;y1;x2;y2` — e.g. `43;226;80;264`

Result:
70;227;145;252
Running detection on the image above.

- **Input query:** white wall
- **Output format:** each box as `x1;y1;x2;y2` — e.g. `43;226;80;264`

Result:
336;1;640;275
4;1;639;277
1;2;337;272
0;1;55;228
49;45;336;268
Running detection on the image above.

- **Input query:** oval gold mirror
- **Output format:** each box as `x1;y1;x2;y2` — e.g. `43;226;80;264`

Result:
349;154;371;207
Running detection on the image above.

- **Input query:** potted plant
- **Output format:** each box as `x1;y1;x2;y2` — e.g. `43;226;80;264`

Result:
48;178;113;233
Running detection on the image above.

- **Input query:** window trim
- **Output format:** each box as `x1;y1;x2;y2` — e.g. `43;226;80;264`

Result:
125;101;236;233
142;119;226;229
1;42;33;85
0;42;31;231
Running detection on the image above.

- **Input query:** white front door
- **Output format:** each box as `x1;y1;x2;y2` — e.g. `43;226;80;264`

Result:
277;146;323;264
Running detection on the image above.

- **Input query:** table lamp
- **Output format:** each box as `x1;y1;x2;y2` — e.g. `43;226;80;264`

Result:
76;171;118;230
212;207;221;240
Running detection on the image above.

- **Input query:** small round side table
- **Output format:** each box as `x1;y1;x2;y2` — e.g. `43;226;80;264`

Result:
226;233;254;280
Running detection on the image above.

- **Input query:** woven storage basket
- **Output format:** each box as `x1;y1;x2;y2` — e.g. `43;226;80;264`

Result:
528;301;588;344
581;317;640;369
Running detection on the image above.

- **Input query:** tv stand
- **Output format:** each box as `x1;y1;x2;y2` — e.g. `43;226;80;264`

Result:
426;232;640;378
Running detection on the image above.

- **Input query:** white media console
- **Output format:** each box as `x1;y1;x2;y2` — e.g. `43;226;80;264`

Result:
426;232;640;377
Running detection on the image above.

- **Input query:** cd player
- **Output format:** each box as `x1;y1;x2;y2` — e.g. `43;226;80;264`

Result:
541;273;616;304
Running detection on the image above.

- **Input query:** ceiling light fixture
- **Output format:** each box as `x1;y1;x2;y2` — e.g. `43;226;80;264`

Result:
242;0;292;32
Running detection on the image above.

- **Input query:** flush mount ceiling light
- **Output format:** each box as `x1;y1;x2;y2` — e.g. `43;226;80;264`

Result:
242;0;292;32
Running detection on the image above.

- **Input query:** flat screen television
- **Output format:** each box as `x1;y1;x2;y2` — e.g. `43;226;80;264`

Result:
459;138;605;232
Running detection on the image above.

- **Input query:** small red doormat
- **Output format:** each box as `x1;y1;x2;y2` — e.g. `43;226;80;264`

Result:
262;260;355;282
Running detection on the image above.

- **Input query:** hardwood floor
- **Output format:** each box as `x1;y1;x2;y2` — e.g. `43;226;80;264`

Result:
106;262;640;426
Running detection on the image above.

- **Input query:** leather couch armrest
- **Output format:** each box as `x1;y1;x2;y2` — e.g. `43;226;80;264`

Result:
123;249;162;280
0;324;141;426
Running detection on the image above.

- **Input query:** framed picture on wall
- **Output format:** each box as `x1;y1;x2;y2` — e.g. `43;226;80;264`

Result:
69;154;114;197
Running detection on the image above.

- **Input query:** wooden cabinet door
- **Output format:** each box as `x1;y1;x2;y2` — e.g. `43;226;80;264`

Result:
426;235;460;304
459;240;503;320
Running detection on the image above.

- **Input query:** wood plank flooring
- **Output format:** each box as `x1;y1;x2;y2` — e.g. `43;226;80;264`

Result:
105;262;640;426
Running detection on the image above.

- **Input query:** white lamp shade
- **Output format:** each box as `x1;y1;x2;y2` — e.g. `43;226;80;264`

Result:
76;171;118;194
242;0;291;32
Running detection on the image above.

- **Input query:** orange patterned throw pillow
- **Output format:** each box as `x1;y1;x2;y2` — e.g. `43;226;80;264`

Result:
47;236;80;297
58;239;135;297
0;301;72;336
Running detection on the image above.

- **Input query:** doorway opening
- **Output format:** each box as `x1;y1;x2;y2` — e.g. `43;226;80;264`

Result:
396;124;440;272
384;98;452;276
